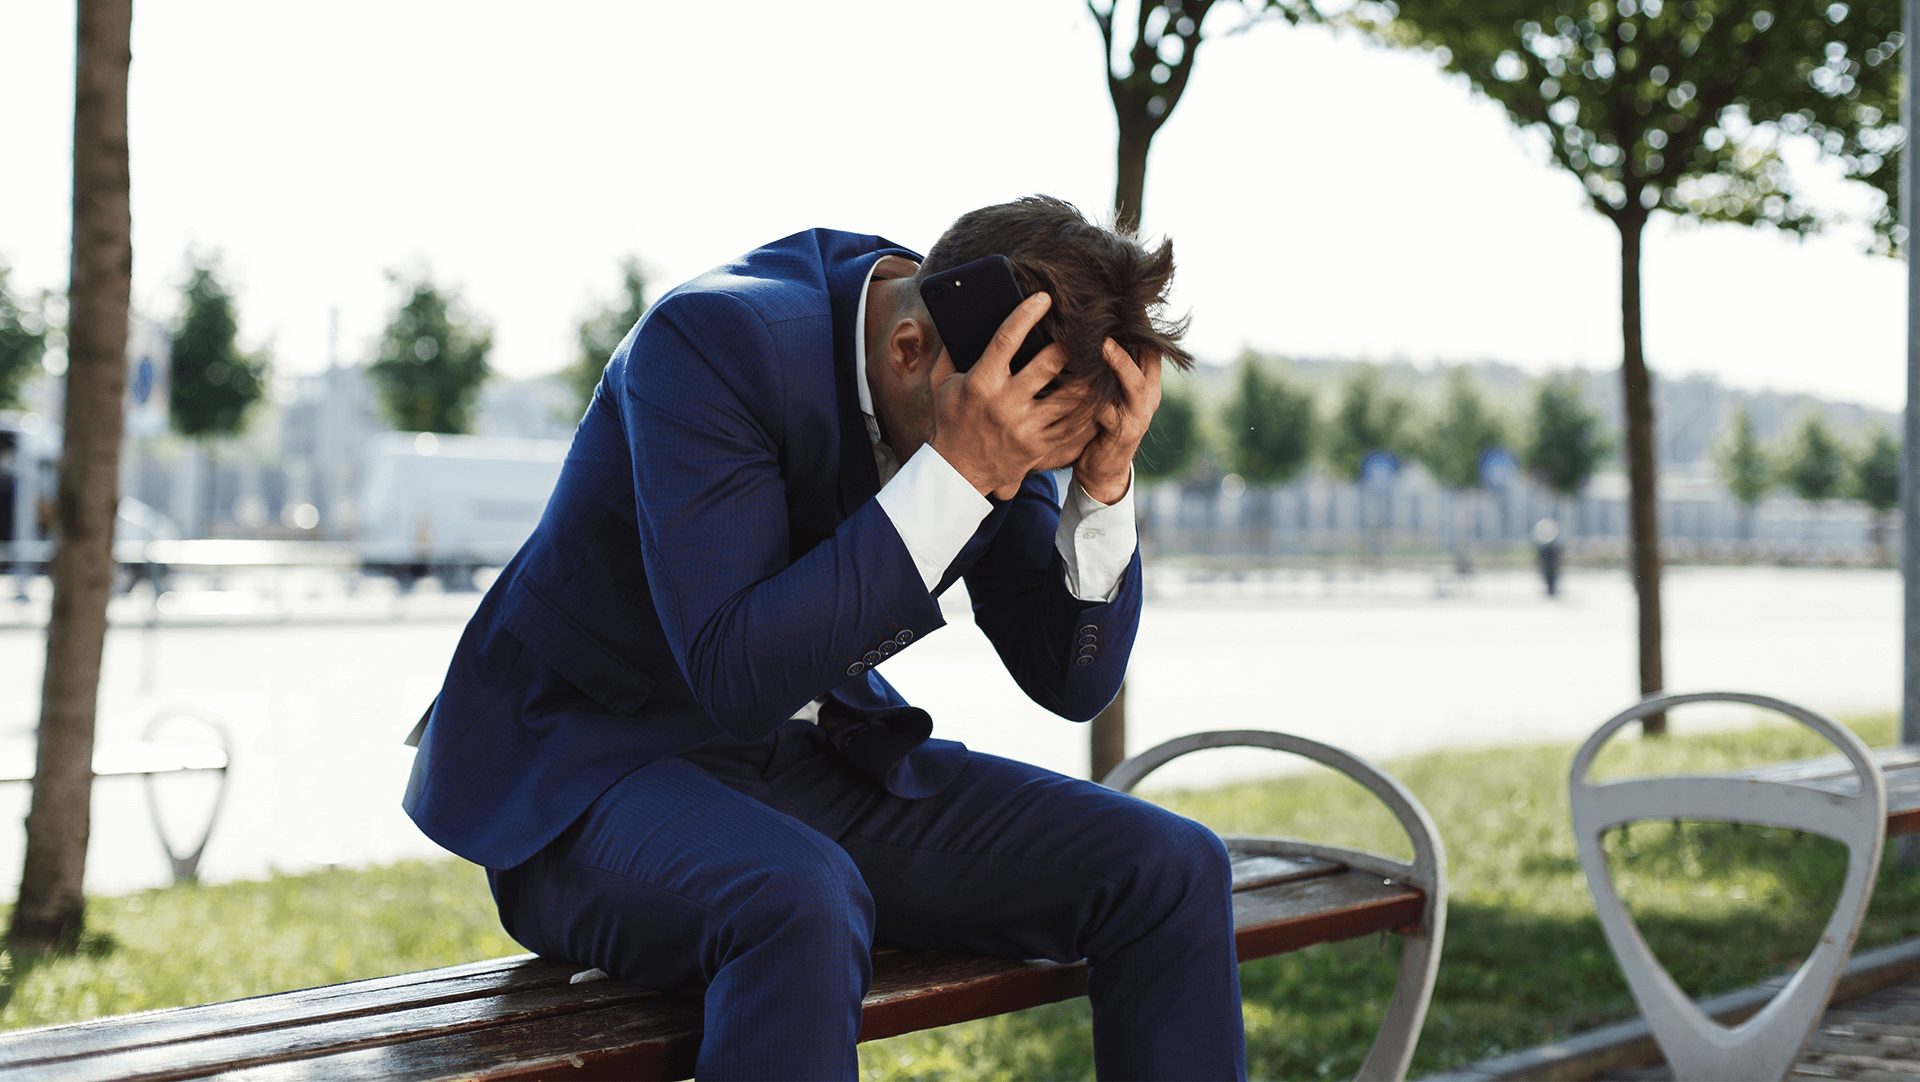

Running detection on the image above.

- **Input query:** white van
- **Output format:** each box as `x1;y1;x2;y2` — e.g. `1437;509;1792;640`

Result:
357;431;567;587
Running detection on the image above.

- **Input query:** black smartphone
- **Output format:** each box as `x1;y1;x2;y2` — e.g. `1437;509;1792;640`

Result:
917;254;1054;375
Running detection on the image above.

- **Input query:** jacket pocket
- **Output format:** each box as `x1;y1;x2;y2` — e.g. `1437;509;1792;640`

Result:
498;579;660;716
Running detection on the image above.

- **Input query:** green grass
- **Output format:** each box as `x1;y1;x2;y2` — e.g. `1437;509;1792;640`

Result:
0;860;518;1030
861;711;1920;1080
3;714;1915;1082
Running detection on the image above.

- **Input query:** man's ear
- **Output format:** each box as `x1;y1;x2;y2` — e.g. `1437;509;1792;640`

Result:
886;317;940;380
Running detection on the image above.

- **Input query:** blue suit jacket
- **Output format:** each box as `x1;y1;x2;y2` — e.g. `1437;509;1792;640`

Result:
404;229;1143;871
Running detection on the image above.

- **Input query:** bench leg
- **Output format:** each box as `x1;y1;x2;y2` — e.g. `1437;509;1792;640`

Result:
1357;924;1445;1082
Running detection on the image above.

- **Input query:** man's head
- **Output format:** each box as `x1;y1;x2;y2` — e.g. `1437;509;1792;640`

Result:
867;195;1191;459
909;195;1191;402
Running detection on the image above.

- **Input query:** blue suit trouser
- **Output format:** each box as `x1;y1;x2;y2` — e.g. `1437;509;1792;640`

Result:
488;721;1247;1081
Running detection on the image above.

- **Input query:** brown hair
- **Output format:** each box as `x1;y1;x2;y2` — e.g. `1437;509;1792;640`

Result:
912;195;1192;403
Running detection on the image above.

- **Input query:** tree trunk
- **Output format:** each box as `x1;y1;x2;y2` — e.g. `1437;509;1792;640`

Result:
1616;210;1665;736
1114;125;1152;234
1093;118;1157;781
200;441;217;538
1090;682;1127;782
11;0;132;955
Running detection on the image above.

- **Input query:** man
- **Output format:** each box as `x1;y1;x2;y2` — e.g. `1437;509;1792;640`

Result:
404;196;1245;1080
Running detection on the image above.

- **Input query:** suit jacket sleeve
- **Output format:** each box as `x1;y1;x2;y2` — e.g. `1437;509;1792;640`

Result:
622;290;945;741
960;472;1142;723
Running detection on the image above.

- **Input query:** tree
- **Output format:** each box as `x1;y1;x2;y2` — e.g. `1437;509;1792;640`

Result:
1084;0;1313;781
1715;405;1773;539
1222;353;1317;486
1366;0;1902;733
170;259;270;537
1783;413;1847;504
12;0;131;956
369;276;493;434
170;260;268;440
1525;371;1614;499
1133;379;1201;482
0;264;49;410
1417;368;1508;571
1088;0;1310;229
1417;368;1508;491
1325;364;1411;482
1853;424;1897;562
569;258;649;418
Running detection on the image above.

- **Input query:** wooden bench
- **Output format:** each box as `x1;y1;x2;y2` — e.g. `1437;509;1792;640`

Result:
0;730;1447;1082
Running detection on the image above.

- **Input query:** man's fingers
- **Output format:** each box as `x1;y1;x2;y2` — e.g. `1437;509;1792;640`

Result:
978;292;1054;383
1016;341;1070;391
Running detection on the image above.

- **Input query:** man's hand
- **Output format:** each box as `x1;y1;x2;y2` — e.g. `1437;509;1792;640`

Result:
1073;339;1162;505
930;292;1098;500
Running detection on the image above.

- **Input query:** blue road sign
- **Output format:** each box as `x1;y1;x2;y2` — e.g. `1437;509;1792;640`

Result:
1360;450;1400;489
1479;446;1519;492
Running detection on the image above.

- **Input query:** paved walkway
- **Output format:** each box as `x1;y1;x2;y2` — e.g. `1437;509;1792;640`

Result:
1596;973;1920;1079
1796;976;1920;1079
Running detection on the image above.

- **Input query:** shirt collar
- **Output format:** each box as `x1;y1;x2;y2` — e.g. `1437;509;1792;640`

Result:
853;255;920;432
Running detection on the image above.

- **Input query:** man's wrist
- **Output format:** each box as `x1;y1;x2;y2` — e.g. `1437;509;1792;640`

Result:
1077;472;1129;506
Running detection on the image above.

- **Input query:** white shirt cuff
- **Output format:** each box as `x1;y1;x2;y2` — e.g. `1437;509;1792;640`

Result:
874;445;993;592
1055;468;1137;602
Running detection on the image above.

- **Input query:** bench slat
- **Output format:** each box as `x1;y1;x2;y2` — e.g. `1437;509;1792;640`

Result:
0;980;677;1082
0;867;1426;1081
0;955;566;1067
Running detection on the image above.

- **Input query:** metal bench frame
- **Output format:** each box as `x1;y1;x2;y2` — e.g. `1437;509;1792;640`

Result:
1570;691;1888;1082
1;706;231;884
1103;729;1449;1082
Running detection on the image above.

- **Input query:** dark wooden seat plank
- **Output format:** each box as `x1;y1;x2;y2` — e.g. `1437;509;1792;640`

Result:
1232;870;1426;960
219;1001;704;1082
0;955;573;1069
0;857;1429;1081
0;981;685;1082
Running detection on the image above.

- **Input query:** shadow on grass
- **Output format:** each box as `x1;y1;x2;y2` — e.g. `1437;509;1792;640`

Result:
0;929;120;1016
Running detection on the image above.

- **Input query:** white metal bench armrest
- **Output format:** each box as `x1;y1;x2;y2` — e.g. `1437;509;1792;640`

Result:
1101;729;1447;1082
1569;691;1887;1082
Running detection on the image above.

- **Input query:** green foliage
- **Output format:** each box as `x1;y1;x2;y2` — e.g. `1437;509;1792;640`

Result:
1715;405;1773;508
0;265;47;411
169;261;269;440
1134;380;1201;482
1417;367;1508;491
863;712;1918;1081
569;258;649;418
1325;365;1412;482
1782;413;1848;504
1221;354;1317;486
1524;371;1613;497
369;276;493;434
1365;0;1904;251
1852;425;1898;513
0;861;516;1030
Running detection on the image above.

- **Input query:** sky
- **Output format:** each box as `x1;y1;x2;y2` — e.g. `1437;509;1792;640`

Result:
0;0;1909;410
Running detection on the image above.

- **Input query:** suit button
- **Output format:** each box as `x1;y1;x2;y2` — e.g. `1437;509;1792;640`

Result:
846;661;867;676
1078;635;1098;647
1077;624;1098;635
878;641;897;657
895;629;914;645
1078;644;1098;657
863;651;882;666
1075;655;1094;666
